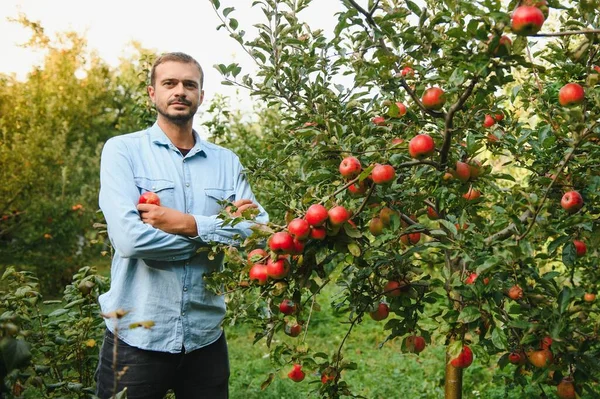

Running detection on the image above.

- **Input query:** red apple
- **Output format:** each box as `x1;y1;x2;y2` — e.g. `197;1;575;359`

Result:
392;102;407;117
339;156;362;178
291;237;305;254
249;263;268;285
490;35;512;57
287;364;305;382
468;160;483;180
465;273;479;285
379;207;398;226
508;351;527;365
401;66;414;77
309;226;327;240
557;377;576;399
511;6;545;36
328;206;351;226
450;346;473;369
508;285;524;300
483;114;496;128
408;134;435;159
573;240;586;257
405;335;426;354
369;217;385;236
288;218;310;240
522;0;549;18
558;83;585;107
391;137;405;146
284;321;302;337
427;206;439;220
583;293;596;302
348;180;368;195
384;280;408;297
527;349;553;368
463;187;481;201
268;232;296;254
487;133;499;143
369;303;389;321
495;112;504;121
455;161;471;182
421;87;446;110
279;299;297;315
372;116;386;126
540;336;553;350
267;256;290;280
138;192;161;205
305;204;329;226
400;232;421;245
561;191;583;213
371;164;396;184
247;248;268;266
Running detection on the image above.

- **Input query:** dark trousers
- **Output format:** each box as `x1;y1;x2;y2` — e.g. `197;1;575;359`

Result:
95;329;229;399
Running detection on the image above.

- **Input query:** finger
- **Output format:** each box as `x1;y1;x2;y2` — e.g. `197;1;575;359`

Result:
233;199;254;207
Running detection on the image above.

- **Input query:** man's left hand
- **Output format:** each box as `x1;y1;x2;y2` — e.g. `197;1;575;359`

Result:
137;204;197;236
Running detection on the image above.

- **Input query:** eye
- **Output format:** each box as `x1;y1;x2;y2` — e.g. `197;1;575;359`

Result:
163;80;176;87
184;82;198;89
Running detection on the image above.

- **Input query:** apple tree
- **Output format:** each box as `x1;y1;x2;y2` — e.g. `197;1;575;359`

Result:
206;0;600;397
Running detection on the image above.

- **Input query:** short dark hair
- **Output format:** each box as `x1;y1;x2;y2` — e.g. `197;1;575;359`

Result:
150;52;204;88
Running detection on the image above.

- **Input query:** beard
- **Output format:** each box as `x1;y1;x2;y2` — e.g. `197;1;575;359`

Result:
155;99;199;125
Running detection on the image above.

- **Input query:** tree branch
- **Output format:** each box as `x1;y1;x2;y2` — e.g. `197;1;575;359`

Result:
533;29;600;37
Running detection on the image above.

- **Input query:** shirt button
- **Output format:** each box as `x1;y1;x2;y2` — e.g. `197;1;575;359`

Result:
182;312;186;316
183;159;186;163
183;287;188;292
186;183;190;187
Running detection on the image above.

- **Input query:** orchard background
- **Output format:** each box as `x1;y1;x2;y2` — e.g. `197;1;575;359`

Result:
1;0;600;398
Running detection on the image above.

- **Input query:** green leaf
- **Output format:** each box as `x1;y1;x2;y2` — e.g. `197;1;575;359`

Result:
562;242;576;267
558;287;571;314
0;337;31;371
438;219;458;235
229;18;239;30
491;327;508;350
457;306;481;323
212;0;220;9
223;7;235;17
405;0;421;15
48;308;69;317
548;235;570;255
347;243;361;257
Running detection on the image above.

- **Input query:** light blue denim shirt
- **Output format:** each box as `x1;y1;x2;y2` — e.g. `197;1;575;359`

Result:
98;122;268;353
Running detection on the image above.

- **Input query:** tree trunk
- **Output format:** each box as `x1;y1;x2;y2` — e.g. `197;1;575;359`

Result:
444;355;463;399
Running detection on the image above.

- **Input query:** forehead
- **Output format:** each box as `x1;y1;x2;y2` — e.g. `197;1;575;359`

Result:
154;61;201;83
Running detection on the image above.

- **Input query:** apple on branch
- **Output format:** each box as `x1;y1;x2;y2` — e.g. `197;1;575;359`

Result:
511;6;545;36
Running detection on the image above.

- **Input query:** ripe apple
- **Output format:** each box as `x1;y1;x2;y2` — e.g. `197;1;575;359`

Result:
401;66;414;77
426;206;439;220
372;116;386;126
369;303;389;321
540;336;553;350
400;232;421;245
391;137;405;146
527;349;553;368
511;6;545;36
487;133;499;143
455;161;471;182
408;134;435;159
583;293;596;302
279;299;297;315
267;256;290;279
561;191;584;213
557;377;576;399
450;346;473;369
384;280;408;297
309;226;327;240
305;204;329;226
392;102;407;118
247;248;268;266
405;335;426;354
288;218;310;240
508;285;524;300
348;180;368;195
483;114;496;128
328;206;351;226
421;87;446;110
463;187;481;201
138;192;161;205
369;217;385;236
558;83;585;107
522;0;549;18
508;351;527;365
339;156;362;178
249;263;268;285
495;112;504;121
291;237;304;255
490;35;512;57
268;232;296;254
379;207;398;226
371;164;396;184
284;321;302;337
468;160;482;180
465;273;479;285
573;240;586;257
287;364;305;382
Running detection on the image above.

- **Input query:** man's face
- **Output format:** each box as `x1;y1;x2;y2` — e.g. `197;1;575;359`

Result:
148;61;204;124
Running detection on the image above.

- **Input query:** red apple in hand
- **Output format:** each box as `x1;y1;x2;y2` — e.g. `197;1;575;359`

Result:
139;192;161;205
408;134;435;159
450;346;473;369
561;191;583;213
339;156;362;178
558;83;585;107
371;164;396;184
287;364;305;382
421;87;446;110
305;204;329;226
511;6;545;35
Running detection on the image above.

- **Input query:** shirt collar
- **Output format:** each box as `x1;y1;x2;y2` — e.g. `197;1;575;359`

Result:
149;122;207;157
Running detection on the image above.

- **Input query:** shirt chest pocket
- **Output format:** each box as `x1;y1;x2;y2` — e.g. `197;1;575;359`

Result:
134;177;176;208
204;188;235;216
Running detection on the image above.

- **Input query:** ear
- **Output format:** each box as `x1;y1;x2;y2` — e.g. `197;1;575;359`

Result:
147;85;156;104
199;89;205;106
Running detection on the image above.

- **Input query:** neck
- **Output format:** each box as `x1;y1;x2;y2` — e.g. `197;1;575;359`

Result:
157;117;195;149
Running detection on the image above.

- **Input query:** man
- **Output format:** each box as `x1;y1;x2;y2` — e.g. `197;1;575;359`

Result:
96;52;268;399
